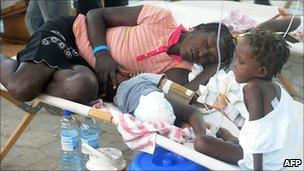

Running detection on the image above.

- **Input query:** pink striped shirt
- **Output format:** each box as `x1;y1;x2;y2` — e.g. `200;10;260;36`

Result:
73;5;192;75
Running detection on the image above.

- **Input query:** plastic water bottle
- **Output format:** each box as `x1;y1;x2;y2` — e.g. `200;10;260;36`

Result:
60;110;82;171
80;117;100;165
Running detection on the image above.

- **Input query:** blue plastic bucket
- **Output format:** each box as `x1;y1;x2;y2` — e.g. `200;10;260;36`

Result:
128;146;208;171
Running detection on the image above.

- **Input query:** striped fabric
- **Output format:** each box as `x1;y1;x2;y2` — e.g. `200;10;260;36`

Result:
73;5;192;76
93;101;195;154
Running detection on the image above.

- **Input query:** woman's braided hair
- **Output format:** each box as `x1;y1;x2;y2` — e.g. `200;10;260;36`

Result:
193;23;236;69
243;30;290;79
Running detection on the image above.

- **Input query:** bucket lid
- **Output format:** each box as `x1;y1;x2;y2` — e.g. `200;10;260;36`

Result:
63;110;73;116
129;146;208;171
98;148;124;167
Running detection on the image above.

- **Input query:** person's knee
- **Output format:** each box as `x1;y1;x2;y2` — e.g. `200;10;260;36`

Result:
65;67;98;104
194;135;209;153
7;81;40;101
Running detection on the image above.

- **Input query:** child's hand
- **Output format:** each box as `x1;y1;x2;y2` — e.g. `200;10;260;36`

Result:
216;127;239;144
216;127;231;138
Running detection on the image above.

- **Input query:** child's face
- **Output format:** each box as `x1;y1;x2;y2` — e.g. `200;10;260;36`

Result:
233;39;262;83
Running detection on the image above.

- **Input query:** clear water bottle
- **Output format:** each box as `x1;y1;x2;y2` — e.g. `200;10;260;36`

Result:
60;110;82;171
80;117;100;165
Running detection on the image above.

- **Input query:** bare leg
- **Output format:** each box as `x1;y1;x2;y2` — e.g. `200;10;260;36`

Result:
1;55;98;104
194;135;243;164
1;54;55;101
46;65;99;104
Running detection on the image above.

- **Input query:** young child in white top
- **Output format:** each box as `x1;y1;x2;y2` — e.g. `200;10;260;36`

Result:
194;30;302;170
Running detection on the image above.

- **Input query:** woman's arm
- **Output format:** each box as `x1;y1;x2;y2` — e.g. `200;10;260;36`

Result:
86;5;143;47
184;64;219;90
85;6;143;97
165;63;225;91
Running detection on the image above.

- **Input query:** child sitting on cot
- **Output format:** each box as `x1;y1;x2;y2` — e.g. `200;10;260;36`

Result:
193;30;302;170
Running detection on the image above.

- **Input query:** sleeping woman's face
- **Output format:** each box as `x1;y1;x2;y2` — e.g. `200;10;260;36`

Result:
180;31;219;65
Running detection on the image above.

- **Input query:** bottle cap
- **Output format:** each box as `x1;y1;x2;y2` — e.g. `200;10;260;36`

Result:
63;110;73;116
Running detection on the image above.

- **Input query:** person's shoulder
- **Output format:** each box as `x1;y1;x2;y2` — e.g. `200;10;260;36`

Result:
243;79;263;94
243;80;263;105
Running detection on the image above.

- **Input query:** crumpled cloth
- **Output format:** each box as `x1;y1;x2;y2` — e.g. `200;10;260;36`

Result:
197;70;243;105
197;70;245;128
222;9;258;34
93;101;195;154
188;63;204;82
134;91;176;124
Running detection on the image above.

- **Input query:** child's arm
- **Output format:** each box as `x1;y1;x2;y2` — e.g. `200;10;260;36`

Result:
253;154;263;171
243;81;264;121
165;95;206;135
243;81;265;170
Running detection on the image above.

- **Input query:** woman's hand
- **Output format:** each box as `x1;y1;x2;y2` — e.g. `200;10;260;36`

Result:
95;51;117;97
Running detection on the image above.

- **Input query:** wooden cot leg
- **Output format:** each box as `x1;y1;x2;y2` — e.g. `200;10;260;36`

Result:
0;90;20;106
0;111;36;162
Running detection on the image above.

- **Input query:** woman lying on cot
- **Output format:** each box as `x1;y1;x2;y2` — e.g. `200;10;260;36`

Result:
0;4;236;105
194;30;301;170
